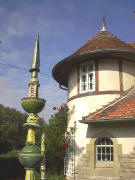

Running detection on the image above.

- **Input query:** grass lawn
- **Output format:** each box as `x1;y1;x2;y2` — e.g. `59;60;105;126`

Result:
35;172;65;180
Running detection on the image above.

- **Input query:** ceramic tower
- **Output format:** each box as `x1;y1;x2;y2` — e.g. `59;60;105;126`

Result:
18;35;46;180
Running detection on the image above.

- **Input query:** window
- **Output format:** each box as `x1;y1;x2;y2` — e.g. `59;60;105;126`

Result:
80;62;95;93
96;137;113;162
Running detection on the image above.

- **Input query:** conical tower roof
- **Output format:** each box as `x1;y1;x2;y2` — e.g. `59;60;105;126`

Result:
52;23;135;87
73;31;135;55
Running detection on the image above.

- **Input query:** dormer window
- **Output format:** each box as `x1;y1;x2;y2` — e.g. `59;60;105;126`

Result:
80;61;95;93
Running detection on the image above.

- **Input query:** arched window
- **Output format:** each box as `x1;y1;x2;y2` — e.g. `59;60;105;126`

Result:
96;137;113;162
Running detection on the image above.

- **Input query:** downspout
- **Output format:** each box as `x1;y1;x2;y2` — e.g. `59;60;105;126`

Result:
59;83;68;91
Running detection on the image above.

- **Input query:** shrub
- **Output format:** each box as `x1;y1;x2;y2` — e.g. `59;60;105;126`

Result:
0;151;25;180
46;173;65;180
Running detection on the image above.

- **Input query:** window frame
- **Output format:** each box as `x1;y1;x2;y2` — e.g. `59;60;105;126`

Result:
95;137;114;162
79;61;95;93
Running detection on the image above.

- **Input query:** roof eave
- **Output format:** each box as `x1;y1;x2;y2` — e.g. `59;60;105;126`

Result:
79;117;135;124
52;49;135;87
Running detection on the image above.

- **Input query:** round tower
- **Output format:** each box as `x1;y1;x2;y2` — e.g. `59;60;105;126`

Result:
52;20;135;179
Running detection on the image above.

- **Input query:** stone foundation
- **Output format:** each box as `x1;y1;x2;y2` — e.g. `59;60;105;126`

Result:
74;154;120;180
66;146;135;180
75;154;91;180
67;176;120;180
119;147;135;180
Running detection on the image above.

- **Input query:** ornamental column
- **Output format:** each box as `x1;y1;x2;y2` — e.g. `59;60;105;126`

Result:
40;132;46;180
18;35;46;180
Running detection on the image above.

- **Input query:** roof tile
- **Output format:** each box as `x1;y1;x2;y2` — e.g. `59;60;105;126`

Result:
73;31;135;55
83;86;135;121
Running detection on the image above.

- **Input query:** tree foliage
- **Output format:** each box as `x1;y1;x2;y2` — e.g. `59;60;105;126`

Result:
0;103;68;175
0;105;26;153
0;104;28;154
44;104;68;173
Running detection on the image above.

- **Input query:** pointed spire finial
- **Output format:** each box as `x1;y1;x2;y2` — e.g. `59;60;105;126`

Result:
30;34;40;78
101;16;106;32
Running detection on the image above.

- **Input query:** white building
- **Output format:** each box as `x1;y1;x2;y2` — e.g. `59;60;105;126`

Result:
52;20;135;180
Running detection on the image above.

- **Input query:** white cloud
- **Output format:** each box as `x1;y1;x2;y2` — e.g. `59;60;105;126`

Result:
0;1;72;123
39;78;67;123
0;72;67;123
0;1;76;39
0;75;26;110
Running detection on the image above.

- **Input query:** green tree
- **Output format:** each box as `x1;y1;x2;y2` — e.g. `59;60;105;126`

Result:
0;104;27;153
0;104;45;154
36;117;46;146
44;104;68;173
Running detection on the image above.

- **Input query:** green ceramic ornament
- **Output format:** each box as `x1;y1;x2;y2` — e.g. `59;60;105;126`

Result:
18;144;43;168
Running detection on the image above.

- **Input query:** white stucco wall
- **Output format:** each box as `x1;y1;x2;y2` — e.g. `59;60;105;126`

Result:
86;121;135;154
67;58;135;164
98;59;120;91
68;59;135;99
68;58;121;99
68;66;77;98
122;60;135;91
67;94;120;160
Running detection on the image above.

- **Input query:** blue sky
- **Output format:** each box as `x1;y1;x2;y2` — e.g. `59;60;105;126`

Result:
0;0;135;122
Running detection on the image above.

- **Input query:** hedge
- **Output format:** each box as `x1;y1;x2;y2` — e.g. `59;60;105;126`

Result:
0;152;25;180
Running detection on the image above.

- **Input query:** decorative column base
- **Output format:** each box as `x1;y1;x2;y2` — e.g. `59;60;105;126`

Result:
25;168;35;180
40;162;46;180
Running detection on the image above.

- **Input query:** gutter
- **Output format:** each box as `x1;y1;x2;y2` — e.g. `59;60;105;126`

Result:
79;117;135;124
59;84;68;91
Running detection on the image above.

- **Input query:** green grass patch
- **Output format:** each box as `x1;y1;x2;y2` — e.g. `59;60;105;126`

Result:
35;171;65;180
